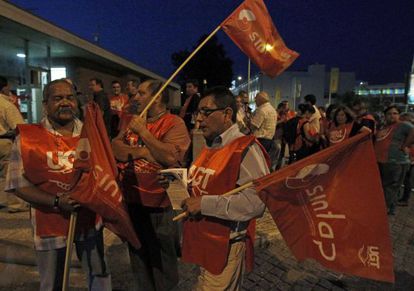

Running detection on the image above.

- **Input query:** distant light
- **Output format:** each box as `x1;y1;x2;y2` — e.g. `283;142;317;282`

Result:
237;76;242;81
51;67;67;81
360;82;363;85
180;91;183;94
16;53;26;58
265;44;274;51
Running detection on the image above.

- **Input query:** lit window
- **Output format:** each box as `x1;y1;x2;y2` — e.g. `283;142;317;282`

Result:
51;67;67;81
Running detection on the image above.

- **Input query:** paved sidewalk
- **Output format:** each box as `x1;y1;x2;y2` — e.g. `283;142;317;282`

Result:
0;201;413;290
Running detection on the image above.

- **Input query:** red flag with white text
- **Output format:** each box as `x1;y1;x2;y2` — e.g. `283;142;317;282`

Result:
71;102;140;249
255;132;394;282
221;0;299;77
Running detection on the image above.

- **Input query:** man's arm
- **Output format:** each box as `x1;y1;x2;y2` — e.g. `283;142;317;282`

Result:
5;103;24;130
6;137;78;212
249;109;264;131
129;116;190;167
185;143;269;221
111;130;156;163
16;186;78;213
402;126;414;149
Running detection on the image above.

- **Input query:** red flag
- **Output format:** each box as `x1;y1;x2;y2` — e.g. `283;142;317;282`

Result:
71;102;140;249
222;0;299;77
255;132;394;282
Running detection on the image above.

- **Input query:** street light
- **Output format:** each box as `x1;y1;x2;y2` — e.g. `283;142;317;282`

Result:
237;76;242;81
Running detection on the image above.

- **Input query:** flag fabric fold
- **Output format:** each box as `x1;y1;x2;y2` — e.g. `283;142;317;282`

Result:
255;132;394;282
71;102;140;249
221;0;299;77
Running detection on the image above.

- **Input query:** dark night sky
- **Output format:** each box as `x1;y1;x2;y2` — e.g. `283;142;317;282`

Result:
10;0;414;84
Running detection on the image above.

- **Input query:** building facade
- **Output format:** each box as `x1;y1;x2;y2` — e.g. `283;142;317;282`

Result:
355;82;406;107
232;64;355;111
0;1;180;122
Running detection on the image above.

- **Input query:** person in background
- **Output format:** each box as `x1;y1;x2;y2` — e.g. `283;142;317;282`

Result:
179;79;201;132
375;105;414;215
88;78;111;136
109;80;129;138
327;105;370;146
235;93;250;134
289;103;319;162
304;94;321;135
352;99;376;134
398;112;414;207
0;75;27;212
249;91;277;154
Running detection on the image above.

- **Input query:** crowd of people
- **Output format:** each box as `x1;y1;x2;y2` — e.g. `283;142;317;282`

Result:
0;74;413;290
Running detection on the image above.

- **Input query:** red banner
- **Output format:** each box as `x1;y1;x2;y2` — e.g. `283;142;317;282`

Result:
221;0;299;78
71;102;140;249
255;132;394;282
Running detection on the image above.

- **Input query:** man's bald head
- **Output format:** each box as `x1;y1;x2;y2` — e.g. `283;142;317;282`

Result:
255;91;270;107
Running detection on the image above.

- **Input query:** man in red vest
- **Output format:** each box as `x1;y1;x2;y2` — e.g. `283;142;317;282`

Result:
112;79;190;290
180;86;270;290
5;79;111;290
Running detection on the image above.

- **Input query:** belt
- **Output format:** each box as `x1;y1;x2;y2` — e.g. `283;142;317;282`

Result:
229;235;246;244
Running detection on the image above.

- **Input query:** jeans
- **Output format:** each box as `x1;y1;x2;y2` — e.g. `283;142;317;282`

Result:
378;163;409;213
36;229;111;291
127;204;179;291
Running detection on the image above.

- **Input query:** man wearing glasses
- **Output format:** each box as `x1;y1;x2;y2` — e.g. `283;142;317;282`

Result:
180;86;270;290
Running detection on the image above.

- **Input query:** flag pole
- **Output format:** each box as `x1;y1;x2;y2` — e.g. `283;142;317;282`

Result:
62;212;78;291
139;25;222;118
172;181;254;221
247;58;251;101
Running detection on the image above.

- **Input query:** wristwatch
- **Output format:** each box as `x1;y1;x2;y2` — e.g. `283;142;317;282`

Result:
53;195;60;210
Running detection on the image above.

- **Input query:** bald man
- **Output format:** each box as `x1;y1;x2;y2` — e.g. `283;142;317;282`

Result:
250;91;277;153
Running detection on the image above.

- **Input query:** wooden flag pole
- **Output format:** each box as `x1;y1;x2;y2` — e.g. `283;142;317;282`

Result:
62;211;78;291
172;181;254;221
247;58;251;99
139;25;222;118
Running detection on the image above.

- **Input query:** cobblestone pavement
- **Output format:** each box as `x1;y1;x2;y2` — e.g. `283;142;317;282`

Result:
0;199;413;290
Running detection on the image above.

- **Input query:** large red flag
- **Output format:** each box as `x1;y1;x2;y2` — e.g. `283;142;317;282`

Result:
222;0;299;78
255;132;394;282
71;102;140;249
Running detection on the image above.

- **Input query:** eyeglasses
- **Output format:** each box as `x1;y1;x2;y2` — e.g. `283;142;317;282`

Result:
195;107;226;118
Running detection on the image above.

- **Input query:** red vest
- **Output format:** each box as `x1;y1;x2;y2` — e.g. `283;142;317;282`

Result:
118;113;178;207
18;124;96;237
182;135;265;275
374;123;398;163
328;122;353;145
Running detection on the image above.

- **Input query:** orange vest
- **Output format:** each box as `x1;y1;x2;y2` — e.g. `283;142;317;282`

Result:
374;123;398;163
328;122;354;145
182;135;266;275
18;124;96;237
118;113;178;207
